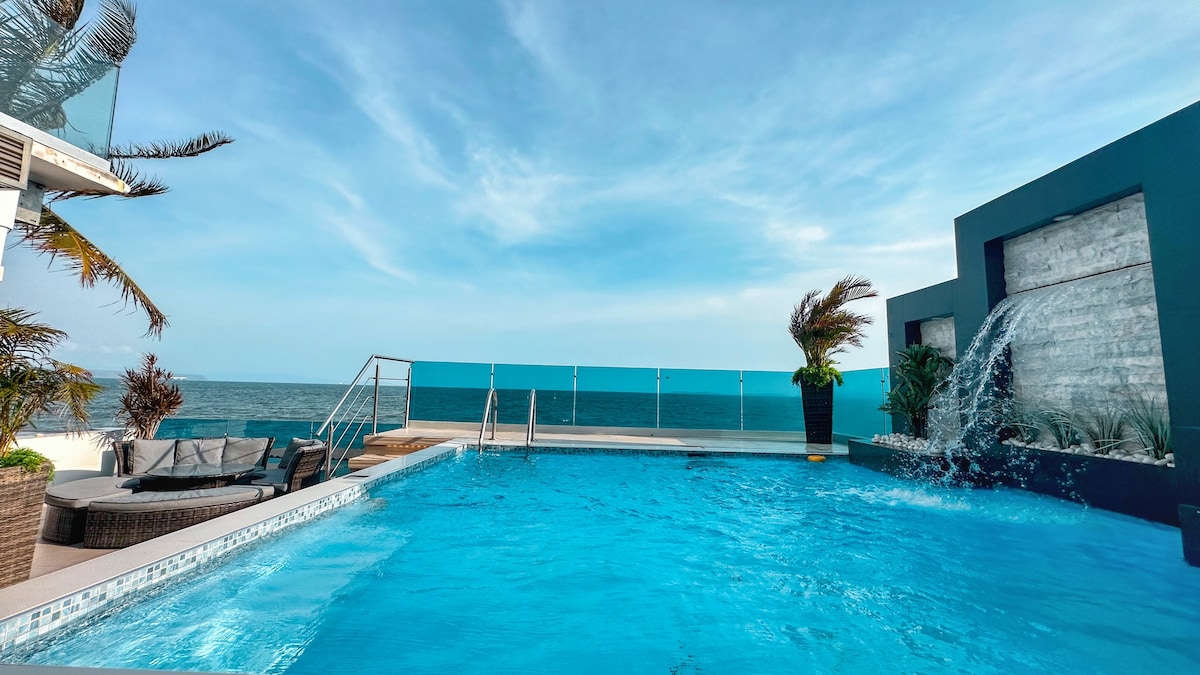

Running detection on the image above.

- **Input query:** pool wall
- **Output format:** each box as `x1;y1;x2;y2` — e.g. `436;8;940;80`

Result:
849;440;1180;525
0;443;464;657
883;100;1200;564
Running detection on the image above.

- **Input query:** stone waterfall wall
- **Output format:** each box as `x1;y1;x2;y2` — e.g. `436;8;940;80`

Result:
919;317;956;360
1003;192;1167;411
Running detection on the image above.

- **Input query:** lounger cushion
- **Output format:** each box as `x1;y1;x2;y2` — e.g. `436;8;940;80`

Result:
223;437;270;465
130;439;178;475
44;476;143;509
89;486;264;513
176;438;225;465
249;468;289;493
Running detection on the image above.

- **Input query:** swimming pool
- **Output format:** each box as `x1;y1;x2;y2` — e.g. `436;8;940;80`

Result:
9;450;1200;673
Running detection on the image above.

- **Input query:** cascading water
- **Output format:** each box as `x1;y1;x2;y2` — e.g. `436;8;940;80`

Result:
924;286;1077;461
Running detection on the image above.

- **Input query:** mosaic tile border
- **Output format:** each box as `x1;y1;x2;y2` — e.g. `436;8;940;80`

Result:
0;443;463;657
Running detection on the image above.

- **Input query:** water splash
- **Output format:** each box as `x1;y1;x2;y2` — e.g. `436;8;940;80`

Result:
924;286;1077;460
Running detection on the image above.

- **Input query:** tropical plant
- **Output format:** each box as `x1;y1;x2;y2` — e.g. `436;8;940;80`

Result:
1078;401;1129;456
116;352;182;439
1;0;233;337
1037;406;1082;450
879;343;954;439
0;308;100;474
788;275;878;387
1125;392;1171;459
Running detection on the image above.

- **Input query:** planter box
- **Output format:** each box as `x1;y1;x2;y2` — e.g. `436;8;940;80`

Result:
0;465;51;589
847;439;1179;525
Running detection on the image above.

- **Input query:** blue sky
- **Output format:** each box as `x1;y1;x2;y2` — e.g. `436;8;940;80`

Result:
5;0;1200;383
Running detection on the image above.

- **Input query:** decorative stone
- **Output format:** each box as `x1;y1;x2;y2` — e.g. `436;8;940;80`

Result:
1165;453;1174;462
1141;457;1157;464
1154;459;1170;466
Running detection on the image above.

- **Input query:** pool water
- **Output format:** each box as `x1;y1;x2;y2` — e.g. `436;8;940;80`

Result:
12;452;1200;673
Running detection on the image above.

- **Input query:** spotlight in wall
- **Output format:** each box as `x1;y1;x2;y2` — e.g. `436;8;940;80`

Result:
1052;214;1074;222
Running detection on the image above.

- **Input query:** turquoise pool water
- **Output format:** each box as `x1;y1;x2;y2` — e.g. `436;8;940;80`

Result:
11;452;1200;673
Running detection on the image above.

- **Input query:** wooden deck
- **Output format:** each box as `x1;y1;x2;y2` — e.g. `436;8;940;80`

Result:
347;435;452;470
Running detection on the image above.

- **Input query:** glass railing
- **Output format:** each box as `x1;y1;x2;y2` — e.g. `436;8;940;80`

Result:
410;361;893;439
0;2;120;156
155;418;405;451
42;364;890;449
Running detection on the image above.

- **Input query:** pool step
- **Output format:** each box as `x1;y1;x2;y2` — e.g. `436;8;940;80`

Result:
351;436;451;469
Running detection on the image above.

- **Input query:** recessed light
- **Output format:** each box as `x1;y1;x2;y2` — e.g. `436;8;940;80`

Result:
1052;214;1074;222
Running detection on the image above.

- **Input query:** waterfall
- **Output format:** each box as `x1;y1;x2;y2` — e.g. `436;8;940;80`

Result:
925;286;1075;458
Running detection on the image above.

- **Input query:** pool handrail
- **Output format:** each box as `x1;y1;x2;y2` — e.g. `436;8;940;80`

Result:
479;388;498;451
526;389;537;447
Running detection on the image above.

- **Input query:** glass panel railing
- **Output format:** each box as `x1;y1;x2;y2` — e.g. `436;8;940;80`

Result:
574;366;657;428
0;3;119;156
659;368;741;430
833;368;890;439
494;363;574;426
154;418;405;450
742;370;804;432
409;361;492;422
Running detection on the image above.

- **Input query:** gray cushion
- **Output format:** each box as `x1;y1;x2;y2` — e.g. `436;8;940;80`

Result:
45;476;142;509
250;468;288;484
223;437;270;465
130;439;177;475
176;438;225;465
89;486;262;513
280;438;319;470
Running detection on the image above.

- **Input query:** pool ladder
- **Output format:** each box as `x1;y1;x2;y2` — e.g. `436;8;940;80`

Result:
476;388;538;452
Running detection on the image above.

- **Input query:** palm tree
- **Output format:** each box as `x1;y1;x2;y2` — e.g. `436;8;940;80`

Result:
0;307;100;455
2;0;233;337
788;275;878;443
116;352;182;439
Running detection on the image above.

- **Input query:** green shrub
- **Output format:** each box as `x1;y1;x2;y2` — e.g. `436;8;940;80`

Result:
1125;392;1171;459
0;447;54;481
1038;406;1083;449
1078;402;1129;455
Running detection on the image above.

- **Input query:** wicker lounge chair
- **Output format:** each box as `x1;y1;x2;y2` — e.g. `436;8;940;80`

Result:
82;485;273;549
41;476;144;544
247;443;327;494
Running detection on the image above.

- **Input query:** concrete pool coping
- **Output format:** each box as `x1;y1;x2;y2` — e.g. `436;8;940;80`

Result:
0;435;833;662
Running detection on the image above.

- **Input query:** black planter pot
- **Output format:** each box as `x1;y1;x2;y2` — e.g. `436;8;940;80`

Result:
799;380;834;444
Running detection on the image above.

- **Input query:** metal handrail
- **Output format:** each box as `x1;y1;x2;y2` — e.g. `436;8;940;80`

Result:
318;355;415;479
478;388;498;451
317;355;414;437
526;389;537;447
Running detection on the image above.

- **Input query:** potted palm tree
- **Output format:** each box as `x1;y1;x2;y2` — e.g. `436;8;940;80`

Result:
116;353;184;440
0;308;100;588
789;275;878;444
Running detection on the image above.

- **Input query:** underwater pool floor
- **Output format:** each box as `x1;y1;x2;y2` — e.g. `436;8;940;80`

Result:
9;451;1200;673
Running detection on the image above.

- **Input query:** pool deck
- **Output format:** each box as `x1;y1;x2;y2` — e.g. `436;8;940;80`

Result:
2;433;838;666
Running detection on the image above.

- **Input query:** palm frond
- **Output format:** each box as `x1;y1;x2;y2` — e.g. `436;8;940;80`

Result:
108;131;234;160
30;0;86;29
17;206;169;337
0;308;67;363
80;0;136;64
789;275;878;370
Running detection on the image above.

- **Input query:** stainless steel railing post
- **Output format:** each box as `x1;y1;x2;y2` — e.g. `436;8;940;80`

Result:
372;361;380;436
